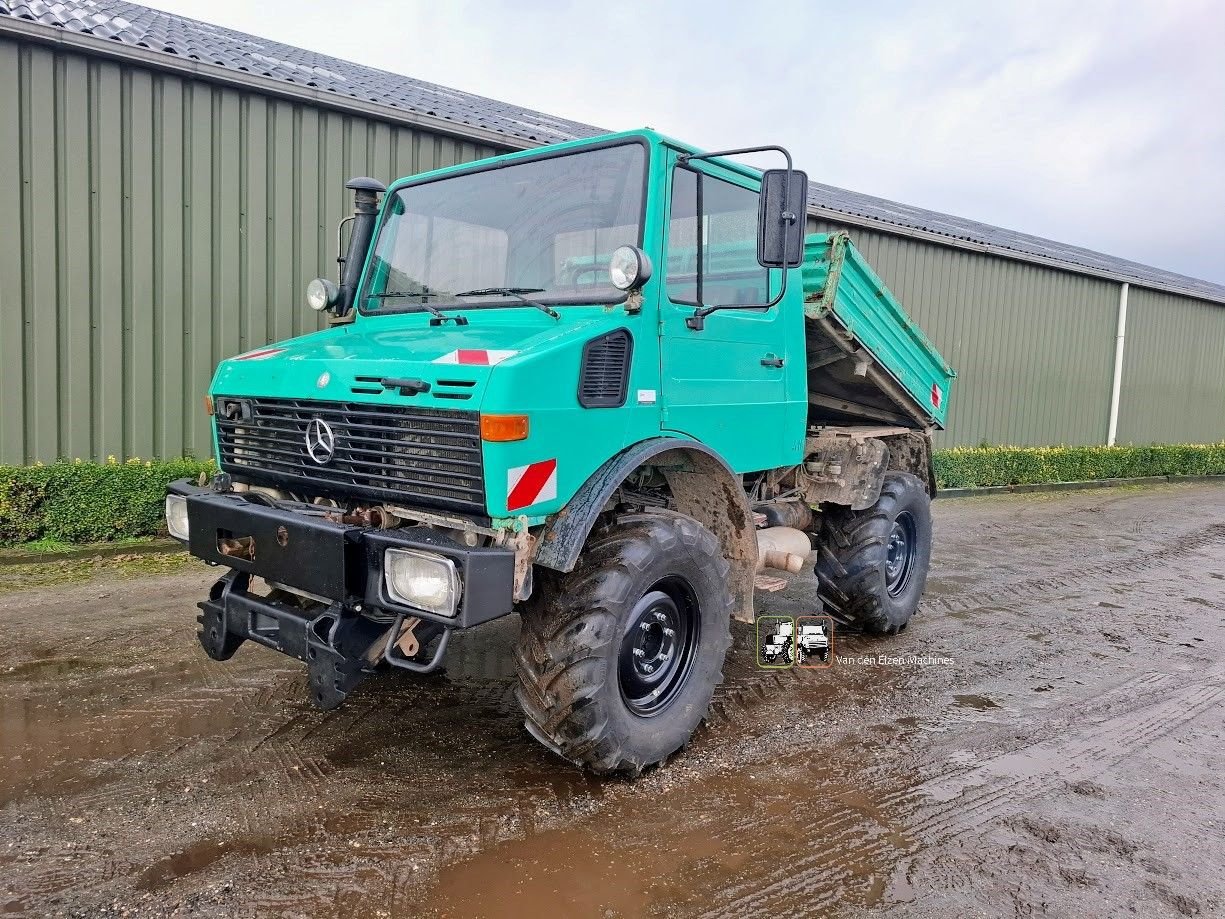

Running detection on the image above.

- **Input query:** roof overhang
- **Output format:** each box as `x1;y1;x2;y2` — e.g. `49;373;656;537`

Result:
807;204;1225;305
0;13;541;153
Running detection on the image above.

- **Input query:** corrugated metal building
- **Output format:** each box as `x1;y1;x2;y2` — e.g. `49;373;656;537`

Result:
2;0;1223;465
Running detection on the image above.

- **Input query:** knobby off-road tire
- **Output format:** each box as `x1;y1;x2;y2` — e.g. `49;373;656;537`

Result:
816;471;932;635
515;513;733;776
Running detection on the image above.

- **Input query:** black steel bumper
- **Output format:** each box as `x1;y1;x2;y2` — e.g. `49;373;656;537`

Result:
169;479;515;629
169;479;516;708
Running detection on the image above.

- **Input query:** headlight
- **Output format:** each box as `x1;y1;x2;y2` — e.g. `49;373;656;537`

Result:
165;495;190;542
306;277;340;311
609;245;653;291
384;549;461;617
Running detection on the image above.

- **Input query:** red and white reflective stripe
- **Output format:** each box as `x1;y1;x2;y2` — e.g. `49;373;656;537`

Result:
506;459;558;512
931;383;942;409
434;349;518;366
234;347;286;361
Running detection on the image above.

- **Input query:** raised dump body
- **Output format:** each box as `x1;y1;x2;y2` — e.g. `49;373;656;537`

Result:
801;232;956;431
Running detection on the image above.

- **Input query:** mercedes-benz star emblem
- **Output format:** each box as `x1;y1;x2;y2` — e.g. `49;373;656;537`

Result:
305;417;336;465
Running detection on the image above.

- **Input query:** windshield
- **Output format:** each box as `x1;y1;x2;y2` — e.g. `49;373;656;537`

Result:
361;142;646;313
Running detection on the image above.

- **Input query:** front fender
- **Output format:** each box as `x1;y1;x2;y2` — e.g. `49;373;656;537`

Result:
534;437;759;622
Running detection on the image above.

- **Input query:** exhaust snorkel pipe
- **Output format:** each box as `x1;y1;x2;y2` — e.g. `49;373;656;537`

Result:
336;176;387;316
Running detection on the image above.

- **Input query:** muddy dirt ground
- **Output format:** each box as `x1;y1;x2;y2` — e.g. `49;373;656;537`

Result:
2;483;1223;918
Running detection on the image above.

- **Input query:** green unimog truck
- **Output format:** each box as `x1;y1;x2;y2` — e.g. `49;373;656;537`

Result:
166;129;955;775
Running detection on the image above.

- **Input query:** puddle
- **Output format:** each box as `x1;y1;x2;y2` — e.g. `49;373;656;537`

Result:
0;657;108;680
138;836;283;891
953;694;1000;711
421;752;920;917
0;664;295;804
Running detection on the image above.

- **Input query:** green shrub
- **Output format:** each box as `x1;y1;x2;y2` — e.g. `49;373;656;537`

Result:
0;457;214;545
933;443;1225;489
2;444;1223;547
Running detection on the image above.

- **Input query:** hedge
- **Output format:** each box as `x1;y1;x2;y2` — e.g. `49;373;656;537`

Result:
0;458;213;545
2;445;1224;546
933;443;1225;489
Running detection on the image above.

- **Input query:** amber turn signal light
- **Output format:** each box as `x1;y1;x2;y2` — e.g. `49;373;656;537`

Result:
480;413;529;442
204;395;215;416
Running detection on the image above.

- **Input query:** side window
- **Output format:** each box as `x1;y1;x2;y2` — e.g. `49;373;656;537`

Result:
666;167;770;308
666;168;700;304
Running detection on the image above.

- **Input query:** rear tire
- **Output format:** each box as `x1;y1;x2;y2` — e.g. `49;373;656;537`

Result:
515;513;733;776
816;471;932;635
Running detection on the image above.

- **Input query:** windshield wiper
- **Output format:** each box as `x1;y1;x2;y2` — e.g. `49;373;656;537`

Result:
453;287;560;320
368;290;468;325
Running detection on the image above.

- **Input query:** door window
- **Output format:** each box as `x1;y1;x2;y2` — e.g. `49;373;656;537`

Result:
666;167;769;308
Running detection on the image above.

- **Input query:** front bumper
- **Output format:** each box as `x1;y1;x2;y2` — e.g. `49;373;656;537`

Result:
169;479;516;709
169;480;515;629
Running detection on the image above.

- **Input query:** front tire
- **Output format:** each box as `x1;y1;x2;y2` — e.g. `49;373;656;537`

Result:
515;513;733;776
816;471;932;635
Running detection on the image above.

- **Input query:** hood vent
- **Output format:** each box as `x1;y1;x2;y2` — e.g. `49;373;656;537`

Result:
578;329;633;408
434;379;477;401
351;375;385;395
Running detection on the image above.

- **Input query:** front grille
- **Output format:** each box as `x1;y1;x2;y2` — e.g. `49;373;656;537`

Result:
216;397;485;516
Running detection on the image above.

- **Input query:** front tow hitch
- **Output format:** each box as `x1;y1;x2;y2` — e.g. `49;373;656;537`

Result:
197;571;450;710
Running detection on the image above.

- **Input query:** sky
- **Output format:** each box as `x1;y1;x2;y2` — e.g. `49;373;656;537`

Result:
142;0;1225;285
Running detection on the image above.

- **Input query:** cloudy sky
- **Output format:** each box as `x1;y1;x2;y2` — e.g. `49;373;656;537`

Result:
144;0;1225;284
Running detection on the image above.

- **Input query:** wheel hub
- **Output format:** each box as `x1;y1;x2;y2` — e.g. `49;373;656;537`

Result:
618;580;699;717
885;511;917;596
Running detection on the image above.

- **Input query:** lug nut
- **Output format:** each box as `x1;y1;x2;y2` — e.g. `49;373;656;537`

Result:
633;647;645;658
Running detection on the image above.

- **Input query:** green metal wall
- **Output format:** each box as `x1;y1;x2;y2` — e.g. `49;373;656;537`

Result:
0;37;502;464
808;217;1121;446
1116;287;1225;444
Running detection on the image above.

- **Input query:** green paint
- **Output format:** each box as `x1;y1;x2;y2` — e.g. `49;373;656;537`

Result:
208;130;955;518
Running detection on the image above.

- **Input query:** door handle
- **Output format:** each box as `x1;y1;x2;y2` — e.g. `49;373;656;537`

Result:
761;356;784;368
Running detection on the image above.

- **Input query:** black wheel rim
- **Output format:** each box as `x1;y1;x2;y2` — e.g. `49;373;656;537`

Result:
885;511;917;597
618;577;700;717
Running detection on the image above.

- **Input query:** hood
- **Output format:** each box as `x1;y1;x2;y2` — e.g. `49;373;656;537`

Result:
210;308;613;409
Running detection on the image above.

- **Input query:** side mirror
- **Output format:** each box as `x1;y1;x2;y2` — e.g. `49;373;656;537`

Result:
757;168;808;269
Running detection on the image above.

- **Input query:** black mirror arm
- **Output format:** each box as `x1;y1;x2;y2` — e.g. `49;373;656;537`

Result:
678;145;799;332
685;279;789;331
678;144;798;238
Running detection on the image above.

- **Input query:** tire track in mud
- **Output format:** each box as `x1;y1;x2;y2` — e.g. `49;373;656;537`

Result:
922;522;1225;618
696;657;1225;918
4;485;1224;916
408;502;1223;917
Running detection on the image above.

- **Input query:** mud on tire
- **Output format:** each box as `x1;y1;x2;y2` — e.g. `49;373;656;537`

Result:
515;513;733;776
816;471;932;635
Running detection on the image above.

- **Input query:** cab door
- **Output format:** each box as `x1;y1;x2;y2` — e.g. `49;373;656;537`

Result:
658;151;801;473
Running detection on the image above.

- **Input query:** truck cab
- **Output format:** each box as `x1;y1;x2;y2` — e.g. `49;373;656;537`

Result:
167;129;954;776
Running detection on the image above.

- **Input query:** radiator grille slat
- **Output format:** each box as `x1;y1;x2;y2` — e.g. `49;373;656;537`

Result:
216;397;486;515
